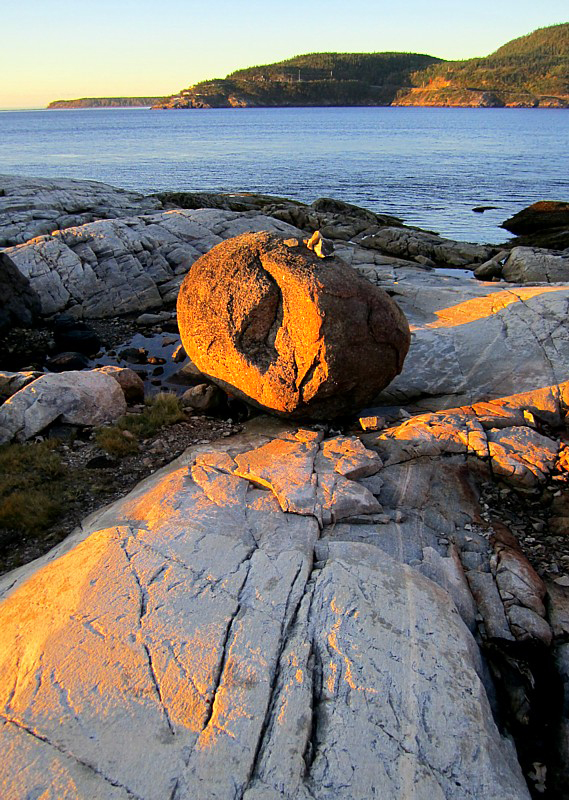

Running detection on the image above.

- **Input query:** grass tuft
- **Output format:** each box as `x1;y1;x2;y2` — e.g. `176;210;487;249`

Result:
96;393;185;457
95;427;138;457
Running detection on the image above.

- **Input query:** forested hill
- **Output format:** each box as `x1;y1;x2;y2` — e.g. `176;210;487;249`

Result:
154;23;569;109
154;52;442;108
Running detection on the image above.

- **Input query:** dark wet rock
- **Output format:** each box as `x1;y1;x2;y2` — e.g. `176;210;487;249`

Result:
52;315;101;355
501;201;569;235
119;347;148;364
86;454;119;469
169;361;209;387
0;252;40;333
45;351;90;372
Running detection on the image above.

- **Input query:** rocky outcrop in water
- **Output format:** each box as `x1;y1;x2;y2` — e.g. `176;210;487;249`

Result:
177;232;410;419
502;201;569;235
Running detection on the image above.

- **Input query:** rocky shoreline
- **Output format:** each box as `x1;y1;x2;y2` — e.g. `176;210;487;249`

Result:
1;174;569;798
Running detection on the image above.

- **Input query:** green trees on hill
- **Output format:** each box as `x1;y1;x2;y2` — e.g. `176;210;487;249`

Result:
409;23;569;96
229;52;442;85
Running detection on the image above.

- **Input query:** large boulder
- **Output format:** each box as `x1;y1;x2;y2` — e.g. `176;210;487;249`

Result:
502;246;569;283
0;370;127;444
177;232;411;419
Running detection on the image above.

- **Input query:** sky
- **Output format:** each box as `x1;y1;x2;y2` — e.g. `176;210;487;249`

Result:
1;0;567;109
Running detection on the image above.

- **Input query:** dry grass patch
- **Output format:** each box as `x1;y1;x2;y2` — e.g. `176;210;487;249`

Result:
0;440;65;532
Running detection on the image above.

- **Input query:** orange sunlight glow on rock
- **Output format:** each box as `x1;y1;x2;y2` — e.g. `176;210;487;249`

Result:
421;286;567;330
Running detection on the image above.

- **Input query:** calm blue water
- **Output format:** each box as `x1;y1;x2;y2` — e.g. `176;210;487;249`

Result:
0;107;568;243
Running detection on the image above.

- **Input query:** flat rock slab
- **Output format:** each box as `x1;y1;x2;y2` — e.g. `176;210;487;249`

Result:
377;283;569;409
0;414;542;799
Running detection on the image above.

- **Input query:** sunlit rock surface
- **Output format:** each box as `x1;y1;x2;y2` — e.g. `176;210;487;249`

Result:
5;383;569;798
336;241;569;410
177;232;410;419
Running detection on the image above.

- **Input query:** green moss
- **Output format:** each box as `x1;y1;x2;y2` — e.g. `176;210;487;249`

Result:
123;393;185;436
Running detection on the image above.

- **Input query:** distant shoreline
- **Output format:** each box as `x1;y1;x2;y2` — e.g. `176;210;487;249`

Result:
47;97;165;110
42;102;568;111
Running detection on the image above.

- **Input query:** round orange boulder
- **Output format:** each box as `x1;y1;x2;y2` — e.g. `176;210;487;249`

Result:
177;232;410;419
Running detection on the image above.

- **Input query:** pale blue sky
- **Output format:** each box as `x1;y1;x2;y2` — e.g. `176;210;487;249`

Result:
1;0;567;109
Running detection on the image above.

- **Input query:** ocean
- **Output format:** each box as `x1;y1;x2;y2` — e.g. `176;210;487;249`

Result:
0;106;567;243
